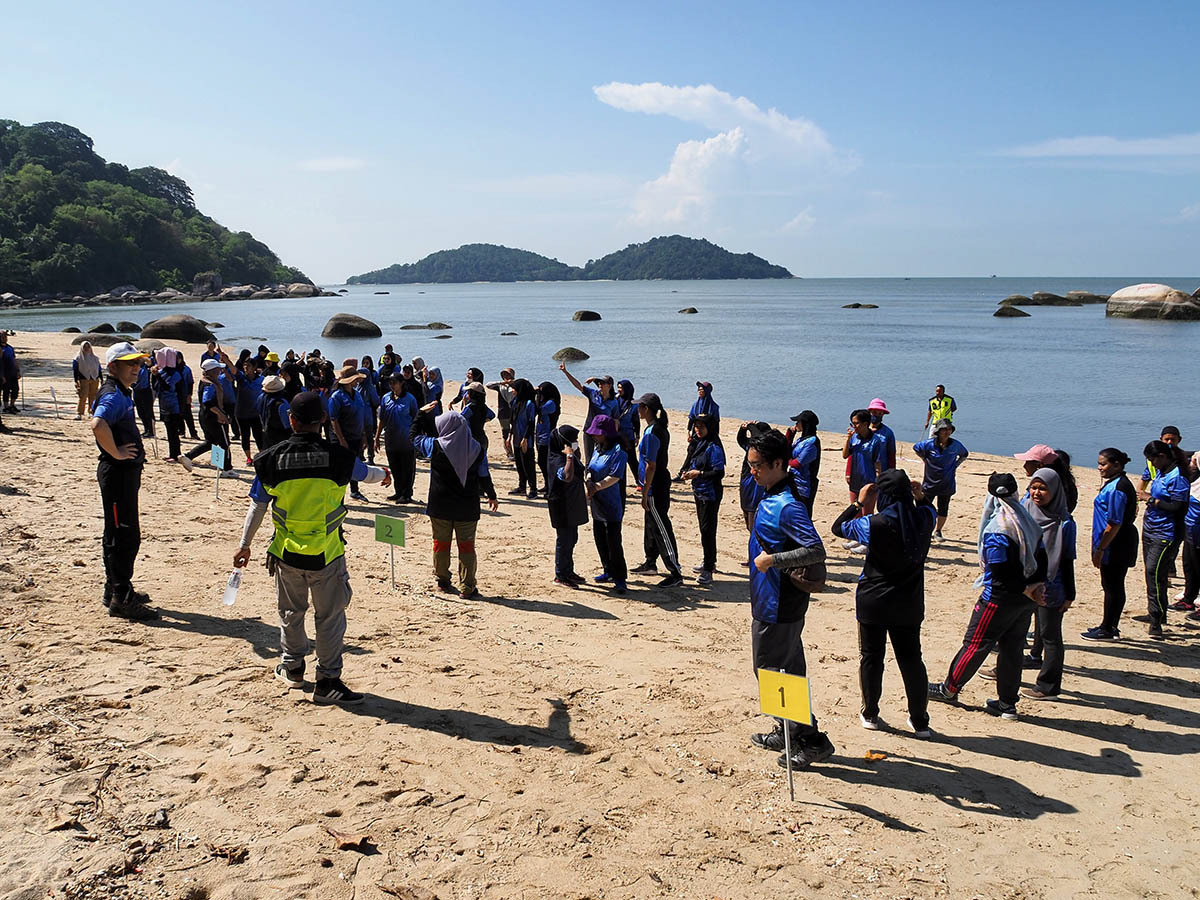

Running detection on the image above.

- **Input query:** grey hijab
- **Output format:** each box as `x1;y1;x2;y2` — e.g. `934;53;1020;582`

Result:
435;410;480;487
1023;467;1070;581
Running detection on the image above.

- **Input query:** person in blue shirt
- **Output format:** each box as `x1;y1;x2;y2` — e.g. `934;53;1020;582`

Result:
184;359;234;472
560;363;619;461
358;355;382;464
867;398;896;470
840;408;882;553
614;379;640;482
546;424;588;587
786;410;821;515
328;365;370;502
912;419;969;540
132;358;156;438
200;340;220;365
90;341;157;620
419;364;444;416
688;381;720;435
736;421;771;534
1180;451;1200;615
256;375;292;449
1081;448;1139;641
233;357;265;463
459;381;496;452
929;473;1047;721
745;429;834;769
631;392;683;587
0;330;19;416
535;381;561;495
1138;440;1190;637
1020;469;1076;699
508;378;538;499
150;351;185;462
584;415;628;594
679;414;725;584
375;373;419;503
832;468;936;737
175;353;199;439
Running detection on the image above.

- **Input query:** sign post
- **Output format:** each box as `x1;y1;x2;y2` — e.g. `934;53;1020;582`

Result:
211;445;226;499
374;514;406;588
757;669;813;801
49;386;59;419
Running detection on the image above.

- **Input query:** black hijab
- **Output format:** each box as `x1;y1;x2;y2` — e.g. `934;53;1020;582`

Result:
875;468;928;564
550;424;580;455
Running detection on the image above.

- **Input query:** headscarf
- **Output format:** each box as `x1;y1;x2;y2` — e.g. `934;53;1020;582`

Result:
74;342;102;380
874;468;927;564
1022;467;1069;581
536;381;561;427
550;424;580;455
976;481;1042;580
435;411;480;487
690;382;717;419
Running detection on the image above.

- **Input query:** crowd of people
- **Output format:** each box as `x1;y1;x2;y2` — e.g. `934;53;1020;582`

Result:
63;333;1200;765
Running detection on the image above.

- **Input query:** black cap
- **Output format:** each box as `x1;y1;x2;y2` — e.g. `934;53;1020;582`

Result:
789;409;819;425
290;391;325;426
987;472;1018;498
635;392;661;409
1162;425;1181;438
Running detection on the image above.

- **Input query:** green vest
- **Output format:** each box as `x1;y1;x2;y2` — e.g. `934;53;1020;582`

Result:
929;396;954;422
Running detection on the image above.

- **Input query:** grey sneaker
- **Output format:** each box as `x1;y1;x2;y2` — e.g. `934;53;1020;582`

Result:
928;682;959;704
776;735;835;769
275;662;305;689
696;569;713;585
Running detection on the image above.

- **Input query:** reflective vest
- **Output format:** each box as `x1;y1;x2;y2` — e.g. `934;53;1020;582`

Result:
929;395;954;422
254;434;357;570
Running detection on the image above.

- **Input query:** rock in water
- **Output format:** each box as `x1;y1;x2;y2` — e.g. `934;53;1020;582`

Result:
426;322;452;330
842;302;878;309
115;321;141;332
998;294;1032;306
1106;283;1200;320
678;307;699;314
994;306;1031;318
432;334;452;339
500;332;518;336
1030;291;1076;306
1065;290;1109;304
552;347;590;362
572;310;602;321
287;282;319;298
141;314;217;342
72;333;135;346
322;313;383;337
88;323;115;333
374;291;390;295
62;326;81;333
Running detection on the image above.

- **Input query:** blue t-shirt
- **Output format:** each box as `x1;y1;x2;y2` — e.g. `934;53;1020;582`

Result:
585;387;619;422
748;487;823;623
199;380;220;409
1043;518;1077;609
638;425;662;486
380;392;418;438
134;365;151;392
1144;467;1189;541
913;437;969;494
218;374;236;407
234;371;263;418
587;444;627;523
846;433;882;490
1092;477;1130;561
512;399;535;440
979;533;1015;604
688;441;726;502
536;399;557;446
789;435;820;498
615;399;638;440
328;388;367;440
872;423;896;470
153;369;183;416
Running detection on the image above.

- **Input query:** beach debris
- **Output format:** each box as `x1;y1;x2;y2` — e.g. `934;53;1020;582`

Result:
152;808;170;828
1106;283;1200;320
864;750;887;761
325;826;375;853
207;842;249;864
321;313;383;337
572;309;602;321
552;347;590;362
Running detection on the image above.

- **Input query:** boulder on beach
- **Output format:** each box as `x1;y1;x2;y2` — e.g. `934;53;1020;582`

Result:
678;307;699;314
218;285;256;300
552;347;590;362
1106;283;1200;320
87;323;115;333
1065;290;1109;304
321;313;382;338
115;321;141;332
287;282;319;298
135;338;166;353
842;302;879;309
62;326;81;333
193;272;222;296
72;333;134;347
572;310;602;321
994;306;1031;318
141;314;217;343
426;322;451;330
250;290;277;299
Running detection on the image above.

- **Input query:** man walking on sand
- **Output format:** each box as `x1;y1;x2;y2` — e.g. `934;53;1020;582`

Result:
233;391;390;705
91;341;159;621
924;385;956;439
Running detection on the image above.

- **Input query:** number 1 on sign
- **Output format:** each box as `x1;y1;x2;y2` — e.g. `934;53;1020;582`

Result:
779;686;785;708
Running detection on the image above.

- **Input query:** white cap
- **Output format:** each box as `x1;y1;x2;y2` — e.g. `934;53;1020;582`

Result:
200;359;224;372
105;341;147;364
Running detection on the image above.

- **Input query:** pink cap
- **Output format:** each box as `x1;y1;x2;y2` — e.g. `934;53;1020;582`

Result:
1014;444;1058;464
868;398;890;414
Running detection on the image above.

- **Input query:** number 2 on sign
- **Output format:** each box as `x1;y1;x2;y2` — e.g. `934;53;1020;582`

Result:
384;523;393;538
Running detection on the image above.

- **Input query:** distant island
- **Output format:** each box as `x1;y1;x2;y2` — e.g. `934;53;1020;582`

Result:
0;119;307;297
346;235;794;284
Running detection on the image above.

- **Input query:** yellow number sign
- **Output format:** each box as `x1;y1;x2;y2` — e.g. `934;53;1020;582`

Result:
758;669;812;726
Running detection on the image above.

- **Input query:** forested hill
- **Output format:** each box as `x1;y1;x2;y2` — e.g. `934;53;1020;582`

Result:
0;120;307;294
347;243;577;284
346;235;794;284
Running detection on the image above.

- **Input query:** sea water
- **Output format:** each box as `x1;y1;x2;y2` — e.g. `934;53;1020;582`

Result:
4;277;1196;459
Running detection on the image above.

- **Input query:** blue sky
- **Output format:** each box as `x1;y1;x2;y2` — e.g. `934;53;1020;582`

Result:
4;0;1200;281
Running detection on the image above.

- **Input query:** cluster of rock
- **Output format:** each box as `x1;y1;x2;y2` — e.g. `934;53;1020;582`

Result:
997;290;1109;309
996;285;1200;320
0;273;336;310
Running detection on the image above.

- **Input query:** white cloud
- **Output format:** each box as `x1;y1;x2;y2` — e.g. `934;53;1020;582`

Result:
295;156;367;172
1178;202;1200;221
782;207;815;234
594;81;850;226
1001;132;1200;158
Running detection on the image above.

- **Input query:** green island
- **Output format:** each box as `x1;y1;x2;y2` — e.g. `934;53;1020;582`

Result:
0;119;307;295
346;235;794;284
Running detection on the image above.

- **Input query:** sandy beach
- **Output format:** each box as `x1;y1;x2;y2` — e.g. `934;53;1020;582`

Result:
1;329;1198;900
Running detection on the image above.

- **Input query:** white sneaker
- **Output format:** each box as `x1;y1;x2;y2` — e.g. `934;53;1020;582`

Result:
842;540;859;550
859;713;880;731
692;564;706;573
933;532;944;542
178;455;194;473
849;542;868;555
907;717;932;739
1175;590;1186;602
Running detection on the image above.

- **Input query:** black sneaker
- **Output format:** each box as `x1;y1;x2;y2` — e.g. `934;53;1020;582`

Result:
108;601;159;622
928;682;959;704
436;579;458;594
1080;626;1118;641
275;662;305;688
776;735;835;769
1148;621;1164;639
985;699;1019;721
1188;610;1200;623
507;487;526;496
750;725;788;752
656;574;684;588
313;678;364;705
1022;654;1041;670
630;562;658;575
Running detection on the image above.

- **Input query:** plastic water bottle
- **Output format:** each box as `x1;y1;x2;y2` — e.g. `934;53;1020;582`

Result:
221;569;242;607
